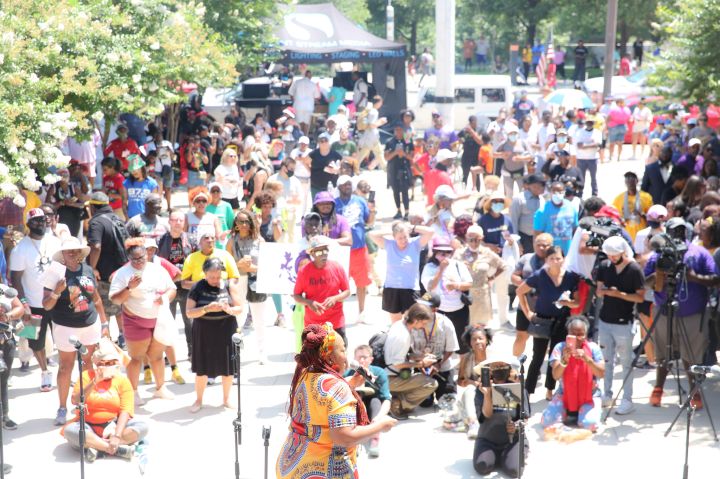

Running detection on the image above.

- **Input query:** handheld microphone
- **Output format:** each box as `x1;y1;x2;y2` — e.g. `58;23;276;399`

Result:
68;335;87;355
349;360;380;391
232;333;244;346
517;354;528;365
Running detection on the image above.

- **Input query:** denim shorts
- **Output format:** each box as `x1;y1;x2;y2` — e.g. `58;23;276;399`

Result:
608;125;627;143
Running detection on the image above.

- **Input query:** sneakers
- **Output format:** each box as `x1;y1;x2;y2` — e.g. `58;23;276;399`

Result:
601;394;613;408
189;402;202;413
84;447;98;463
389;398;409;421
207;377;216;385
19;362;29;372
116;333;126;350
135;390;146;407
649;386;663;407
171;368;185;385
152;385;175;400
243;315;253;330
466;421;480;440
3;418;17;430
615;399;635;415
54;407;67;426
274;313;286;327
393;211;403;220
143;367;153;385
690;393;703;410
114;445;134;460
367;436;380;457
40;370;53;392
357;312;369;325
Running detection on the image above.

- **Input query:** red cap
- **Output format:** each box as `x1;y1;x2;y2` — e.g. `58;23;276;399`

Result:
594;205;623;223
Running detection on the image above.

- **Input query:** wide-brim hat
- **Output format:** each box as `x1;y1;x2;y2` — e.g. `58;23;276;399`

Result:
473;353;521;375
52;237;91;263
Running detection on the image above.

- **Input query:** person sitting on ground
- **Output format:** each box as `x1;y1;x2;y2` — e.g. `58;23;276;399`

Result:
62;338;149;463
383;303;439;419
344;344;392;458
472;353;526;478
541;316;605;433
457;326;492;440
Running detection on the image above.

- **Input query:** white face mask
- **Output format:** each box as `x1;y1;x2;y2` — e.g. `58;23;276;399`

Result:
551;193;564;205
557;137;567;146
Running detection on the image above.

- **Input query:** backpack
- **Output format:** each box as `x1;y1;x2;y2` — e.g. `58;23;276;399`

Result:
367;81;377;101
368;331;388;369
97;212;129;266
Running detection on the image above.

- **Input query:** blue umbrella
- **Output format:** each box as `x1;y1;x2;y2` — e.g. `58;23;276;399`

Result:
545;88;594;110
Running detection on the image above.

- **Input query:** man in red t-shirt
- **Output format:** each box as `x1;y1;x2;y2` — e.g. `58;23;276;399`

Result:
293;236;351;341
423;148;456;206
103;124;143;172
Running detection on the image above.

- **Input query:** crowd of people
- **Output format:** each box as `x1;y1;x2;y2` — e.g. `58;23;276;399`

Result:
0;65;718;478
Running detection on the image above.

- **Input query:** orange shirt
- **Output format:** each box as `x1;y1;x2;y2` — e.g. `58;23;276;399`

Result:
64;370;134;436
478;144;493;174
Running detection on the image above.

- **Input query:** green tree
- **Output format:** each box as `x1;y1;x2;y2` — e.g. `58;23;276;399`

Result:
650;0;720;104
299;0;370;26
463;0;553;46
366;0;435;55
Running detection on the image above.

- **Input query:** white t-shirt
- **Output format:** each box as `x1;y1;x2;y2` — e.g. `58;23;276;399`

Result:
290;147;312;179
268;172;302;203
565;228;595;279
213;163;242;200
289;77;319;112
536;123;556;156
573;128;602;160
421;259;473;313
632;106;653;132
9;235;61;307
108;262;176;319
145;140;175;172
187;212;218;245
383;319;412;375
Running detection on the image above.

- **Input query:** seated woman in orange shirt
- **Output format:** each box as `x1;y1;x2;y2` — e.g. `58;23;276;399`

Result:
62;338;149;462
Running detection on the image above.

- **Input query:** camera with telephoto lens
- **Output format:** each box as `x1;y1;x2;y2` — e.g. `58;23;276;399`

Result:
585;218;624;248
651;233;688;274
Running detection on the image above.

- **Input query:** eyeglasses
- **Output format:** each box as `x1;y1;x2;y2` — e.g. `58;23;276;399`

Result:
467;237;482;243
434;251;451;256
194;199;208;204
97;360;118;366
210;189;221;194
129;255;146;263
237;220;251;225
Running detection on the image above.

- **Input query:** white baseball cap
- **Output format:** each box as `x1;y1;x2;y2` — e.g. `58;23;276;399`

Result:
434;184;457;200
435;149;457;162
298;136;310;145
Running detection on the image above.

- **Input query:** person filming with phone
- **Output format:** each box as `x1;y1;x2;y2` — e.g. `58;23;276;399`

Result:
472;354;526;478
595;236;645;416
541;316;604;433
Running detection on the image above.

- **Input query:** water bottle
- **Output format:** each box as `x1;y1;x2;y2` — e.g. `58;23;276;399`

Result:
554;291;571;309
136;438;149;475
327;181;335;196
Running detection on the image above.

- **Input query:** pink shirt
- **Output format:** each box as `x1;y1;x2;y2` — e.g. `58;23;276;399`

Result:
607;105;631;128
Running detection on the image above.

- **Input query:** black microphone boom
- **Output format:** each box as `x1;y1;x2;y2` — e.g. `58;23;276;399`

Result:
68;335;87;355
517;354;528;365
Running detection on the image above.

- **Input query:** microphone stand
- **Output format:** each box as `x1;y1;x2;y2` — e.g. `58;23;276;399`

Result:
0;351;7;478
74;343;87;479
517;360;528;479
262;426;271;479
232;335;243;479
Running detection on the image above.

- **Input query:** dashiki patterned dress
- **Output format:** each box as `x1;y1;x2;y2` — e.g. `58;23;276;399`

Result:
276;372;359;479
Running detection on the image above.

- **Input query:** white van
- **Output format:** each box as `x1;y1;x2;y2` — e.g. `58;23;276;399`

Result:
410;74;512;131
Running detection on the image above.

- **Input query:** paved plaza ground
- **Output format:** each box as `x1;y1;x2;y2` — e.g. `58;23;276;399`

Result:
3;152;719;478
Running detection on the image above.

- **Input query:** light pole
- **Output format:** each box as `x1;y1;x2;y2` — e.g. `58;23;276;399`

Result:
435;0;455;121
602;0;618;99
386;0;394;42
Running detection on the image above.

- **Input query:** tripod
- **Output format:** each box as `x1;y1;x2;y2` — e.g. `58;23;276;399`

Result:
664;368;718;479
516;355;529;479
262;426;271;479
232;333;243;479
603;270;686;422
72;341;88;479
0;351;8;478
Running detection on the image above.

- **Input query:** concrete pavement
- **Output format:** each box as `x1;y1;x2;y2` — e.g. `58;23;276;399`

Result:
4;152;720;478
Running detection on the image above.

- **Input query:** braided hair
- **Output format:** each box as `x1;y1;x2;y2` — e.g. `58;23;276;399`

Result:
288;324;369;426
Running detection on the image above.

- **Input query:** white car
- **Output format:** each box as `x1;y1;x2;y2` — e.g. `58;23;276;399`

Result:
410;74;513;131
583;68;652;98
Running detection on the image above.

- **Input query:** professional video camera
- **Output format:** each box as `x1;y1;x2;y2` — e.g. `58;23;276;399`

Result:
585;217;624;248
650;233;688;275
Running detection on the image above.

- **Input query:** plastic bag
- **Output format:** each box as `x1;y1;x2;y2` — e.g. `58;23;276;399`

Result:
153;300;177;347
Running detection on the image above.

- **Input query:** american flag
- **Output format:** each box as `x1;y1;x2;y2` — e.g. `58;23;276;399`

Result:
546;34;556;88
536;32;555;88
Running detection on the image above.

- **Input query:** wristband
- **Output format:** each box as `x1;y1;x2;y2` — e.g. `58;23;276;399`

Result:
559;361;567;368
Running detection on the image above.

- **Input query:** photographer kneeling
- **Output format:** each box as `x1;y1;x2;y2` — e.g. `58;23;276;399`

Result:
596;236;646;415
644;218;720;409
472;354;526;478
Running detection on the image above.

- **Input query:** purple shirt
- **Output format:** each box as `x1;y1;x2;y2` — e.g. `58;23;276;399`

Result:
675;154;704;177
424;126;459;150
644;242;717;317
320;214;350;240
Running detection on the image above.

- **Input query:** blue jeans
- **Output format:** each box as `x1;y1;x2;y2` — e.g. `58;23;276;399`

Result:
598;320;634;401
577;159;598;196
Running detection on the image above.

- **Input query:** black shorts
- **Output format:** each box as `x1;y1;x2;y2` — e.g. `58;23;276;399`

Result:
382;288;417;314
637;300;652;316
28;307;51;352
515;308;530;332
224;197;240;210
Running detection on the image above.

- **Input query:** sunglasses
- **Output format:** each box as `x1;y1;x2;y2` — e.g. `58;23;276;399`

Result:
129;255;146;262
311;249;329;257
97;360;118;367
434;250;451;256
194;199;208;204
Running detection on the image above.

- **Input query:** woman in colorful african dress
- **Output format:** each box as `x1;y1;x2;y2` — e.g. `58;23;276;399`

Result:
276;323;397;478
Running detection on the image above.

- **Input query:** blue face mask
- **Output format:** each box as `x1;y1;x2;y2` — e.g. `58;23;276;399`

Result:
508;133;518;142
551;193;564;205
491;203;504;213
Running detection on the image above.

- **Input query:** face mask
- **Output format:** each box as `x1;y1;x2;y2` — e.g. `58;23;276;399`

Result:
28;223;46;236
586;125;594;131
435;162;448;171
551;193;564;205
286;169;295;178
508;133;518;142
491;203;504;213
647;220;661;229
557;137;567;146
97;365;120;380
